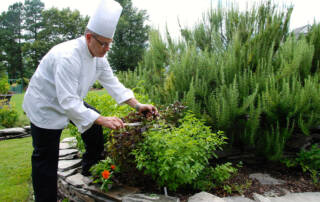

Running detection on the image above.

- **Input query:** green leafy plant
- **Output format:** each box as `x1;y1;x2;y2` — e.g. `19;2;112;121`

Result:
230;180;252;195
212;162;239;185
0;75;10;94
90;157;119;192
92;81;103;89
295;144;320;185
132;111;227;191
282;144;320;185
196;161;251;194
68;90;151;153
107;102;186;174
296;144;320;171
0;100;18;128
193;162;240;191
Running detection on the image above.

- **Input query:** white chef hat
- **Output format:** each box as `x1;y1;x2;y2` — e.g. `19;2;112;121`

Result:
87;0;123;38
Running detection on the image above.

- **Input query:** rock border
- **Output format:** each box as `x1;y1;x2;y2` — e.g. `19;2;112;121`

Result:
2;126;319;201
57;137;180;202
57;137;320;202
0;126;31;140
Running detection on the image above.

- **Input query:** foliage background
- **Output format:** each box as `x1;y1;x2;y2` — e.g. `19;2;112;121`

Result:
117;1;320;161
0;0;149;80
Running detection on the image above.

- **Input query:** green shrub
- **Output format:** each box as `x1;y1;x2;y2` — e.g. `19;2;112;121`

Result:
107;102;187;173
68;90;151;153
282;144;320;185
92;81;103;89
132;112;227;191
119;1;320;161
0;75;10;94
296;144;320;172
193;162;238;191
306;23;320;73
0;100;18;128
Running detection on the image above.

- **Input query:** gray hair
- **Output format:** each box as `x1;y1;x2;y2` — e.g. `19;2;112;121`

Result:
84;28;97;36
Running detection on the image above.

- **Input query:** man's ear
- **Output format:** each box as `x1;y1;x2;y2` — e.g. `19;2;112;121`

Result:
85;33;92;43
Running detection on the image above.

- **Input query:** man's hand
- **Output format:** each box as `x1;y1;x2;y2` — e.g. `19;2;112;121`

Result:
135;103;158;116
94;116;124;130
125;98;158;116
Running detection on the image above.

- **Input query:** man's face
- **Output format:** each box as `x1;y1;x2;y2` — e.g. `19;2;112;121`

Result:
86;33;113;57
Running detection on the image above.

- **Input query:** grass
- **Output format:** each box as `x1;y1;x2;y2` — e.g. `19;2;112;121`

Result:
1;90;107;201
0;137;33;202
10;93;29;127
9;90;108;127
88;88;107;96
0;134;73;202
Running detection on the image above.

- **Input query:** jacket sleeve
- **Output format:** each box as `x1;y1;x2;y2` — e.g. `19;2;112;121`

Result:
55;56;100;133
97;59;134;104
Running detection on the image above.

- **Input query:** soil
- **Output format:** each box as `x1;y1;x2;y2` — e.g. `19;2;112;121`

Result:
117;159;320;202
212;161;319;198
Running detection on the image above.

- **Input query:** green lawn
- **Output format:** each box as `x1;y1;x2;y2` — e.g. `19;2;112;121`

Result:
0;137;33;202
1;93;33;201
10;90;107;127
1;90;106;201
0;134;72;202
10;93;29;127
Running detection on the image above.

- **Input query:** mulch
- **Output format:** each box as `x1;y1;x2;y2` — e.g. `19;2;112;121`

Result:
217;162;318;198
117;159;319;202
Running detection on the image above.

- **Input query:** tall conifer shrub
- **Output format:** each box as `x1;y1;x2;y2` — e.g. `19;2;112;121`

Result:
118;1;320;160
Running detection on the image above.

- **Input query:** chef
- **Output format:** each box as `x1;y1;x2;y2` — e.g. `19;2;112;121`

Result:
23;0;157;201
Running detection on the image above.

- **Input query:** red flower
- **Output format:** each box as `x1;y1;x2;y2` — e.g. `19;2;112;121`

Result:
101;170;110;179
111;165;116;170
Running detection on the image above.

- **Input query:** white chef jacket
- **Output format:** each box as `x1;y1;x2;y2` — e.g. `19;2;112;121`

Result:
23;36;134;133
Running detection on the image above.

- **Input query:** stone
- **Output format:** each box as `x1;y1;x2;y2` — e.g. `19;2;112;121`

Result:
61;137;77;143
59;149;78;157
65;173;90;187
0;128;28;140
58;168;78;179
58;178;99;202
263;190;281;197
23;125;31;132
86;184;140;201
58;159;81;171
188;192;225;202
59;153;78;160
253;193;271;202
268;192;320;202
249;173;285;185
60;142;76;150
123;193;179;202
223;196;254;202
73;186;114;202
0;127;26;135
0;133;30;140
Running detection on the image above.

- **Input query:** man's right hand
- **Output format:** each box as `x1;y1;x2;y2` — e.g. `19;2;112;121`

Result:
94;116;124;130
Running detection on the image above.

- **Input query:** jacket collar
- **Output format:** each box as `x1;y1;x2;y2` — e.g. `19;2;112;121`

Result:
80;36;94;59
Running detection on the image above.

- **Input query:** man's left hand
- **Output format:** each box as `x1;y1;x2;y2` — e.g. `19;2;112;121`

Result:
135;103;158;116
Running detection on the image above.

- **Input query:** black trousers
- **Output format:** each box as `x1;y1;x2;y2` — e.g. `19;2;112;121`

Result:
31;102;104;202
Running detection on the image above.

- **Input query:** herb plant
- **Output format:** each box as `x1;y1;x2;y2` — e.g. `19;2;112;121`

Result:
132;111;227;191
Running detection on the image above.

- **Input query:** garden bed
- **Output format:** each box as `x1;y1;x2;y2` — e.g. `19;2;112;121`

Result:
63;101;320;201
57;143;320;202
110;153;319;201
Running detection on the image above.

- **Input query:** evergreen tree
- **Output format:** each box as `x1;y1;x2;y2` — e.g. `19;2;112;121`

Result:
30;7;88;76
0;3;25;79
23;0;45;77
108;0;150;71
